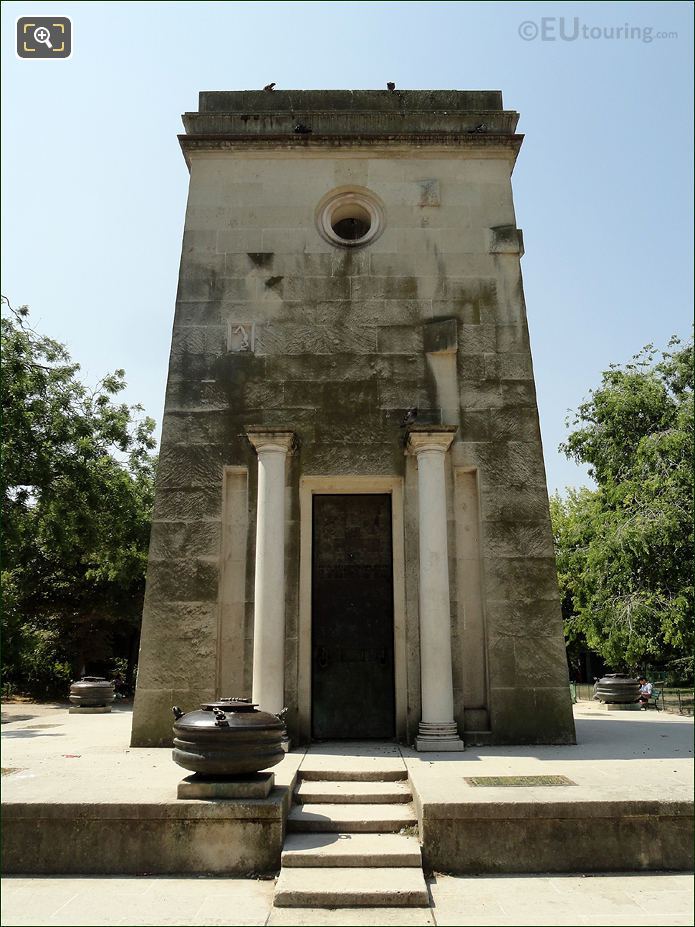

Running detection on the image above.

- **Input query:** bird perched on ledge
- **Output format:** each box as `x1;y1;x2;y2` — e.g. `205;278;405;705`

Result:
294;123;312;134
470;123;488;133
387;81;396;91
400;407;418;427
263;82;276;92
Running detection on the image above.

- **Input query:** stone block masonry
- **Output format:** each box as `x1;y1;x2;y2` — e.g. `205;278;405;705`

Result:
131;90;575;750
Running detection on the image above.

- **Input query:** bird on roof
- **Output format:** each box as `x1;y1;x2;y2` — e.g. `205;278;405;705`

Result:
294;123;312;134
471;123;488;133
263;82;276;92
387;81;396;91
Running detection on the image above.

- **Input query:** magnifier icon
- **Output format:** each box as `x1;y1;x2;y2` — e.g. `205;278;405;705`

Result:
33;26;53;49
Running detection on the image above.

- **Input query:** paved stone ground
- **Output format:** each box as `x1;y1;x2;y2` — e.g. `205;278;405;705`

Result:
1;871;693;926
2;700;692;806
403;700;694;811
2;701;693;925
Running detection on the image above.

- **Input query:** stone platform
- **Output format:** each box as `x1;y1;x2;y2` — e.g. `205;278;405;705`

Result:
1;702;692;875
404;701;693;873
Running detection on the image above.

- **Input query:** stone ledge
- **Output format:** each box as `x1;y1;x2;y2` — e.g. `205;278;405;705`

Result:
197;89;508;114
183;112;520;138
419;798;695;820
3;790;288;821
179;133;524;160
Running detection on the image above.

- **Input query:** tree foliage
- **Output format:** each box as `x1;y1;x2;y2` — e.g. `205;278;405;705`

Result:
551;337;693;680
1;297;157;696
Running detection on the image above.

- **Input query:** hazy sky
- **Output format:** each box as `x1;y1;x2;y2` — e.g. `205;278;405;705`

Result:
3;0;693;493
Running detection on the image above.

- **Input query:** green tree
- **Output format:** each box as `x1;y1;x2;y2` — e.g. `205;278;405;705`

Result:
1;297;157;696
551;337;693;680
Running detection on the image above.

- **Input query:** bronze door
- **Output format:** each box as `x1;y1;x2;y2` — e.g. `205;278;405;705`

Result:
311;494;395;739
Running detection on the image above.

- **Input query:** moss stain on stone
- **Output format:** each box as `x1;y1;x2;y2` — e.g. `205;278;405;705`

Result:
385;276;418;299
247;252;274;268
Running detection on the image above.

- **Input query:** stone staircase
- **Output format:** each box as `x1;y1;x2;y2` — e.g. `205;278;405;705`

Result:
274;756;428;907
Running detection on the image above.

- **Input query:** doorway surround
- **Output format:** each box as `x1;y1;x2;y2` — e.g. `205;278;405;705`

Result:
297;475;407;743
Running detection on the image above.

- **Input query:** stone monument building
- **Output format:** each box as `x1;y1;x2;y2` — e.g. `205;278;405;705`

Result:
131;90;576;749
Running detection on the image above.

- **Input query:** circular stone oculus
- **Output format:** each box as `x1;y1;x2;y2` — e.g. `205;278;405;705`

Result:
316;188;385;248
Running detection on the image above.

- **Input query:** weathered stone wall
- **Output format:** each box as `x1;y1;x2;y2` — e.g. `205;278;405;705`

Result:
418;800;695;874
131;92;575;748
2;795;289;874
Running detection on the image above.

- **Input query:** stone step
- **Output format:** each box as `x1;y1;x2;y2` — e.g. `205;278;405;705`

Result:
298;753;407;782
282;832;422;868
299;767;408;782
295;780;412;804
288;803;417;833
273;866;429;907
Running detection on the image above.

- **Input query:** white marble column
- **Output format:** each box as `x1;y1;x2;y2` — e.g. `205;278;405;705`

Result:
247;430;295;715
407;428;463;751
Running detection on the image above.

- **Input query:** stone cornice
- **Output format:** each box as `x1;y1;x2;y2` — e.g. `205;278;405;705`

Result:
180;133;523;162
180;89;523;168
182;110;519;136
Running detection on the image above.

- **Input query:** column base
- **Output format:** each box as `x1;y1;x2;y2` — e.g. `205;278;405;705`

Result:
416;736;464;752
416;720;464;752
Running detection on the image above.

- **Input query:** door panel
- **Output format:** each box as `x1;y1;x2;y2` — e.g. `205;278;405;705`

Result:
311;494;395;739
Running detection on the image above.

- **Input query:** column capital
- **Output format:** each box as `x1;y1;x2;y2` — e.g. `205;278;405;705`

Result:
406;426;456;456
246;428;297;455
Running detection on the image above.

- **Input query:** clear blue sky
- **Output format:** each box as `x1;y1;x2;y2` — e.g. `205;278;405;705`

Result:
3;1;693;493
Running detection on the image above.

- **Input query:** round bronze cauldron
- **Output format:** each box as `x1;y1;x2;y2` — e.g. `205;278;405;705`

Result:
594;673;640;704
69;676;115;707
172;698;285;776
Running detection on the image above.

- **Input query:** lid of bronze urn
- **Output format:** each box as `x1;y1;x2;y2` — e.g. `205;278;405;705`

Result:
71;676;114;688
172;697;284;731
203;698;259;712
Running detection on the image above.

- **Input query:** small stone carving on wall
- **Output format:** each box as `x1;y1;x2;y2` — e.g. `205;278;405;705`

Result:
417;179;441;207
228;322;255;353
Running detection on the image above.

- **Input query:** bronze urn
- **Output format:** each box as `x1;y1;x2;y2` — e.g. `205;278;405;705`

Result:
69;676;115;708
593;673;640;704
172;698;285;776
